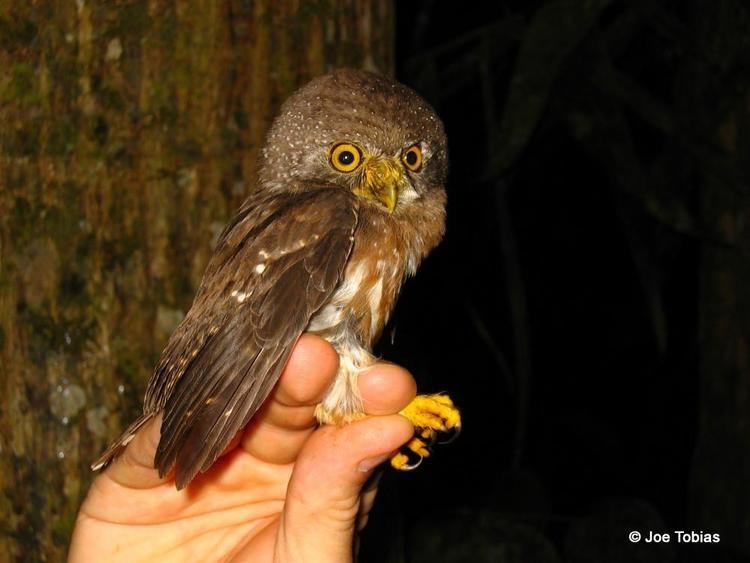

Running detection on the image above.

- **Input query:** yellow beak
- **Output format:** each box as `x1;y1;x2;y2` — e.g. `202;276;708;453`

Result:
354;157;404;213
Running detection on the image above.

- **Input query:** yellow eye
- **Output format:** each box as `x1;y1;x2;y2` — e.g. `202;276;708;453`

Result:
329;143;363;173
402;144;423;171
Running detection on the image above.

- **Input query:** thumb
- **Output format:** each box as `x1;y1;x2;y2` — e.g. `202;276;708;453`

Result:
104;414;167;489
277;414;413;562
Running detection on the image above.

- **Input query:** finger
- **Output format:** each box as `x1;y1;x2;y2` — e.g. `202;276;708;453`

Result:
273;334;340;410
243;350;415;466
104;414;166;490
254;334;339;429
241;334;338;464
278;415;413;561
358;362;416;416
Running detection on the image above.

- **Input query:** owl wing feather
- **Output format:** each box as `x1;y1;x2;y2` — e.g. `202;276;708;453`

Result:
92;187;358;489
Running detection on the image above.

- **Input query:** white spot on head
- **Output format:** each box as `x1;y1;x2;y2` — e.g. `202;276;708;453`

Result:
254;263;266;274
258;250;269;259
224;408;233;417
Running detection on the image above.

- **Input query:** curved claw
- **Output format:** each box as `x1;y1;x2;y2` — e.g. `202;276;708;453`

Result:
398;453;423;471
425;430;439;447
393;393;461;471
390;448;424;471
438;423;462;445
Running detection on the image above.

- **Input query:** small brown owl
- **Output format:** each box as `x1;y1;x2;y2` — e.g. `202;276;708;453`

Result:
93;69;461;489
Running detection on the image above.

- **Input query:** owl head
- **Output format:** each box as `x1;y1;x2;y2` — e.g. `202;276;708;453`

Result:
259;69;448;215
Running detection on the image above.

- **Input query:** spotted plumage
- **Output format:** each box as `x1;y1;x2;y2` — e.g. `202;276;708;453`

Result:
93;69;453;489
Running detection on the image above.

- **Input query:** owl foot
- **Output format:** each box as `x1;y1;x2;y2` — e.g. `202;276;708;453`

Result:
391;393;461;470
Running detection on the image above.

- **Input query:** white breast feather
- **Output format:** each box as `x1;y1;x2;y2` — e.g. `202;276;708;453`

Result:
308;260;378;423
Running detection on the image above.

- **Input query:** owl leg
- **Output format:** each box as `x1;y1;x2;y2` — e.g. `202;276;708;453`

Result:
391;393;461;470
313;346;371;425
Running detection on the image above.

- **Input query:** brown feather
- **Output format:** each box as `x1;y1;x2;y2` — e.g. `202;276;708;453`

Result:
93;187;357;488
93;69;449;487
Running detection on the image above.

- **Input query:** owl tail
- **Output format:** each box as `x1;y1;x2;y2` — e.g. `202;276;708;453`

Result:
90;413;155;471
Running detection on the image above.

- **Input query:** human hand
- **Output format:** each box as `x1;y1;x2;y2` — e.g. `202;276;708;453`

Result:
69;334;416;562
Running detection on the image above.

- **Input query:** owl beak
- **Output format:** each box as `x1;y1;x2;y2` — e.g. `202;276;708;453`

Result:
356;157;405;213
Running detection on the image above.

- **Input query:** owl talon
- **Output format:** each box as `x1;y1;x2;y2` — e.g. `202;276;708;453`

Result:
438;422;462;445
421;428;439;447
390;393;461;470
390;448;423;471
399;393;461;433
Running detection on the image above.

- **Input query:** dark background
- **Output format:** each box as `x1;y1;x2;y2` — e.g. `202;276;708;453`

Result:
1;1;748;560
362;1;749;562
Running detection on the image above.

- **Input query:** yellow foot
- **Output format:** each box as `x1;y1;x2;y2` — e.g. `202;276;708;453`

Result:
391;394;461;470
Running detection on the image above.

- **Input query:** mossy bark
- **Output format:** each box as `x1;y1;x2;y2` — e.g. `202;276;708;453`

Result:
0;1;393;560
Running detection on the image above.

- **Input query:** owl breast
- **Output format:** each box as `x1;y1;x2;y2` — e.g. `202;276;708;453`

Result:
307;204;428;347
307;237;406;423
307;240;405;348
308;204;433;424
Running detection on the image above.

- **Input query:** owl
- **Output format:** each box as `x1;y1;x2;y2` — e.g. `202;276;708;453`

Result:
93;69;461;489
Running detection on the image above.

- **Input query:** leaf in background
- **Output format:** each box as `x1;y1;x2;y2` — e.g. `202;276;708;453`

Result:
487;0;611;177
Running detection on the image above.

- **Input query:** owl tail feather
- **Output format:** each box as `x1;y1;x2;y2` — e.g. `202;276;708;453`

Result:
90;413;155;471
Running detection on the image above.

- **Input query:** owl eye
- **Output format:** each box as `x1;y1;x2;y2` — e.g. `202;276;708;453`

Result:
402;145;423;172
329;143;363;173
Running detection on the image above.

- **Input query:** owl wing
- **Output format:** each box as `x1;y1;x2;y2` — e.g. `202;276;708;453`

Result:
93;187;358;489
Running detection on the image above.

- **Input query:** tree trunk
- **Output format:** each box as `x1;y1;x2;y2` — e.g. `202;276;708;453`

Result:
0;1;393;559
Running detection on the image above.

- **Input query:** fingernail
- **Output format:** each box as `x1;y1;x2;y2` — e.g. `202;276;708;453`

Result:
358;454;389;473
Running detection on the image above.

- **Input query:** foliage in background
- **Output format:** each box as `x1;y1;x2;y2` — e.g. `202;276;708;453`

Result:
372;0;750;561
